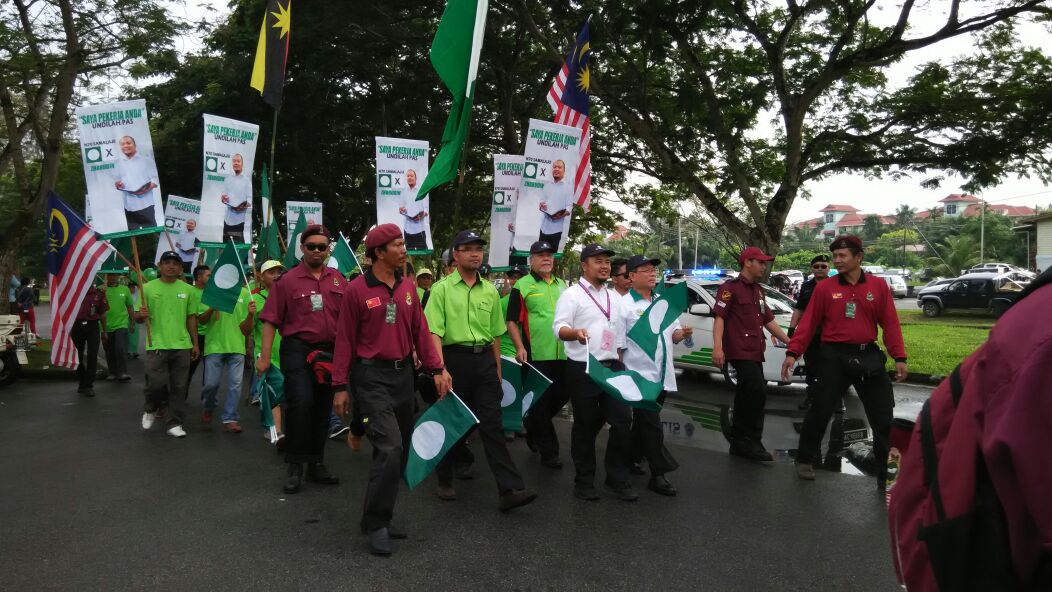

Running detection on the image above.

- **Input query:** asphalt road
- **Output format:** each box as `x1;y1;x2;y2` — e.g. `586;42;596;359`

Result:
0;366;905;591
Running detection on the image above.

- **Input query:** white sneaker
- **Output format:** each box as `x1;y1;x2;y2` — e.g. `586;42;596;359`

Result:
166;425;187;438
141;412;155;430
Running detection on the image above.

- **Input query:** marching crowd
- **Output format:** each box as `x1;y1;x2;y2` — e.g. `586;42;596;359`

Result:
57;224;909;556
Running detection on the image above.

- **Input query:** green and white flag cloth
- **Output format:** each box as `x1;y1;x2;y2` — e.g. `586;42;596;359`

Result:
326;232;360;275
499;357;552;432
201;239;248;313
404;392;479;490
257;164;283;261
415;0;488;197
282;210;307;269
627;281;688;361
587;352;663;412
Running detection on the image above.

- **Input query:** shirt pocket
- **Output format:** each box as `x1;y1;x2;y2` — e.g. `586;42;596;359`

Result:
476;299;493;314
291;292;314;314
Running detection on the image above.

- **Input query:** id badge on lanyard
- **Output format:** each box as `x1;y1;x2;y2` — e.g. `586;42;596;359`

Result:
310;293;323;312
385;301;397;324
845;300;857;319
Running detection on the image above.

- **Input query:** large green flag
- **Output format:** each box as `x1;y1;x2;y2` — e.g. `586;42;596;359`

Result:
404;392;479;490
257;164;283;261
500;356;525;432
627;281;688;361
202;241;248;313
415;0;489;198
326;233;360;275
587;352;663;412
282;210;307;269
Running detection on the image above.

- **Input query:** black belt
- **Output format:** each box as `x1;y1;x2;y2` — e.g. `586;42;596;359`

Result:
569;358;616;368
445;343;493;354
289;337;334;351
355;356;412;370
821;341;877;352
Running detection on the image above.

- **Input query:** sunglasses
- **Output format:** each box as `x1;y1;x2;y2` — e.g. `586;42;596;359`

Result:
303;243;329;252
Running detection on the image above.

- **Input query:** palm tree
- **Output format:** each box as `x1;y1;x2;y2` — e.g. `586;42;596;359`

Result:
895;204;916;229
927;235;980;277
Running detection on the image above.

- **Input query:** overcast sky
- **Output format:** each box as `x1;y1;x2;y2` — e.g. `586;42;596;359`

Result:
154;1;1051;226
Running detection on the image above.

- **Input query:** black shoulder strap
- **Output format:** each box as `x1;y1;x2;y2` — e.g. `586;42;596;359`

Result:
919;362;965;522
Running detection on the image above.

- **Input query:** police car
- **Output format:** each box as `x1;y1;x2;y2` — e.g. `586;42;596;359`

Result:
666;269;805;386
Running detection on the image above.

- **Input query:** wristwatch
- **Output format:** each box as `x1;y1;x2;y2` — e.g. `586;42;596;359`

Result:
429;367;445;376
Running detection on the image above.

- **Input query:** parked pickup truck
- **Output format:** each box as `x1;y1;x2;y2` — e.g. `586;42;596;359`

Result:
915;272;1025;318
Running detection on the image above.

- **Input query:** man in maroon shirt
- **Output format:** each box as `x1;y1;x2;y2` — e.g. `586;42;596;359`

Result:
713;247;791;462
71;280;109;397
781;235;907;486
332;224;447;556
257;225;345;494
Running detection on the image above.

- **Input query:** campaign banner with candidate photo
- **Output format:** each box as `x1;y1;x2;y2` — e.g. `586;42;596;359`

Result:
489;154;525;269
154;195;203;273
511;119;580;254
375;137;432;254
285;201;324;261
75;99;164;235
199;114;260;244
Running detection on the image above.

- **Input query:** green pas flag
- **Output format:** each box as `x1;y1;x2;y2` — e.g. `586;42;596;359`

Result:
500;357;553;432
326;233;360;275
257;164;283;261
201;241;248;313
404;392;479;490
282;209;307;269
627;282;688;361
415;0;489;198
587;352;663;412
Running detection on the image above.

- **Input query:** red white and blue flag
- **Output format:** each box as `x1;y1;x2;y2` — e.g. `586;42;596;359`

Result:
46;192;112;369
547;17;592;211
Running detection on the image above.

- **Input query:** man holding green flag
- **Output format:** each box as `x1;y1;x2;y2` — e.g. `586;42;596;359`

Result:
415;0;488;197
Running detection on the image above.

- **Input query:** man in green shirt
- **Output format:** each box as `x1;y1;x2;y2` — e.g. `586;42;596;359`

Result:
252;260;285;444
187;265;210;387
505;241;570;468
135;250;200;438
198;286;253;433
424;230;536;512
103;272;135;381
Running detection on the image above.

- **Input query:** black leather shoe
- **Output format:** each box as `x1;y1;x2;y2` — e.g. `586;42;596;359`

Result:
454;464;474;481
284;463;303;494
729;439;773;462
629;462;647;476
540;456;563;469
573;485;600;501
499;489;537;512
388;526;408;540
648;475;678;497
368;527;392;556
604;481;639;502
306;463;339;485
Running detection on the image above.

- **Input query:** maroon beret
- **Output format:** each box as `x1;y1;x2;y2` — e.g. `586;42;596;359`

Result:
829;234;863;252
299;224;331;244
365;223;403;249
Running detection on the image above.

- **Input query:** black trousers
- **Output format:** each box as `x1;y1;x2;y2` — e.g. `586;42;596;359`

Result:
523;359;569;461
730;359;767;443
71;320;100;390
125;206;155;230
797;343;894;481
631;391;679;476
803;343;846;461
565;359;633;487
279;338;335;465
404;231;428;251
352;362;415;533
437;348;525;494
538;231;563;250
223;222;245;243
103;327;129;377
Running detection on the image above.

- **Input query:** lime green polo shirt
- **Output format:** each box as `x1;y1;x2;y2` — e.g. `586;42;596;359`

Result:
425;272;506;346
500;293;518;358
506;273;567;361
190;285;209;336
252;289;281;368
137;279;197;351
105;284;134;331
201;288;250;356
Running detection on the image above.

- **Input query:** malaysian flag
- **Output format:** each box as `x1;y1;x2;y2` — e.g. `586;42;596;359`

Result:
46;192;111;369
547;17;592;211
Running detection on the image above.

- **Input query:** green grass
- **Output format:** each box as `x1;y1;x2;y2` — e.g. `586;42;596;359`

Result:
884;311;993;377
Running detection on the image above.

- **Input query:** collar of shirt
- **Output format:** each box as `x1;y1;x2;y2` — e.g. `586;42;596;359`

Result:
837;270;868;286
627;288;655;303
529;270;559;285
289;261;338;282
364;269;404;293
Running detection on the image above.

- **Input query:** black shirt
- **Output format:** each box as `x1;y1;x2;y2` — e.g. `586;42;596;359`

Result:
795;278;818;312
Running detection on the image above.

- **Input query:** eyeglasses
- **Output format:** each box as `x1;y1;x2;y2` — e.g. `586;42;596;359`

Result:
812;264;829;270
303;243;329;252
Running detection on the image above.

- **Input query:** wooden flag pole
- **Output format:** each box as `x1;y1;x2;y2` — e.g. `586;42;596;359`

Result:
130;237;153;347
161;228;176;251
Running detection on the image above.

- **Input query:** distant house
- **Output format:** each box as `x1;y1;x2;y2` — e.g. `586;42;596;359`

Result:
1016;211;1052;272
607;224;630;241
819;204;859;236
925;194;1035;220
938;194;980;217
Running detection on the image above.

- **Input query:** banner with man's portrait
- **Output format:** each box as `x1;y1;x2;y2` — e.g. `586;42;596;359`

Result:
375;137;432;254
489;154;525;269
286;201;324;261
154;195;203;274
198;114;260;244
75;99;165;235
511;119;581;254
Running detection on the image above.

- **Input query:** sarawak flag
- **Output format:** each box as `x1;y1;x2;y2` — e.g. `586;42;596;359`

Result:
46;192;112;369
250;0;293;107
547;17;593;211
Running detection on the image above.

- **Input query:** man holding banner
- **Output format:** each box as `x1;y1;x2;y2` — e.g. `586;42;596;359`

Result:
538;160;572;249
221;154;252;242
332;223;445;556
111;135;159;230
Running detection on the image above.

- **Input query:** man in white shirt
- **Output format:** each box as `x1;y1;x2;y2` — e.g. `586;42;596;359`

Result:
221;154;252;242
619;255;692;497
538;159;572;250
398;169;429;250
111;135;159;230
552;243;635;502
176;219;200;275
